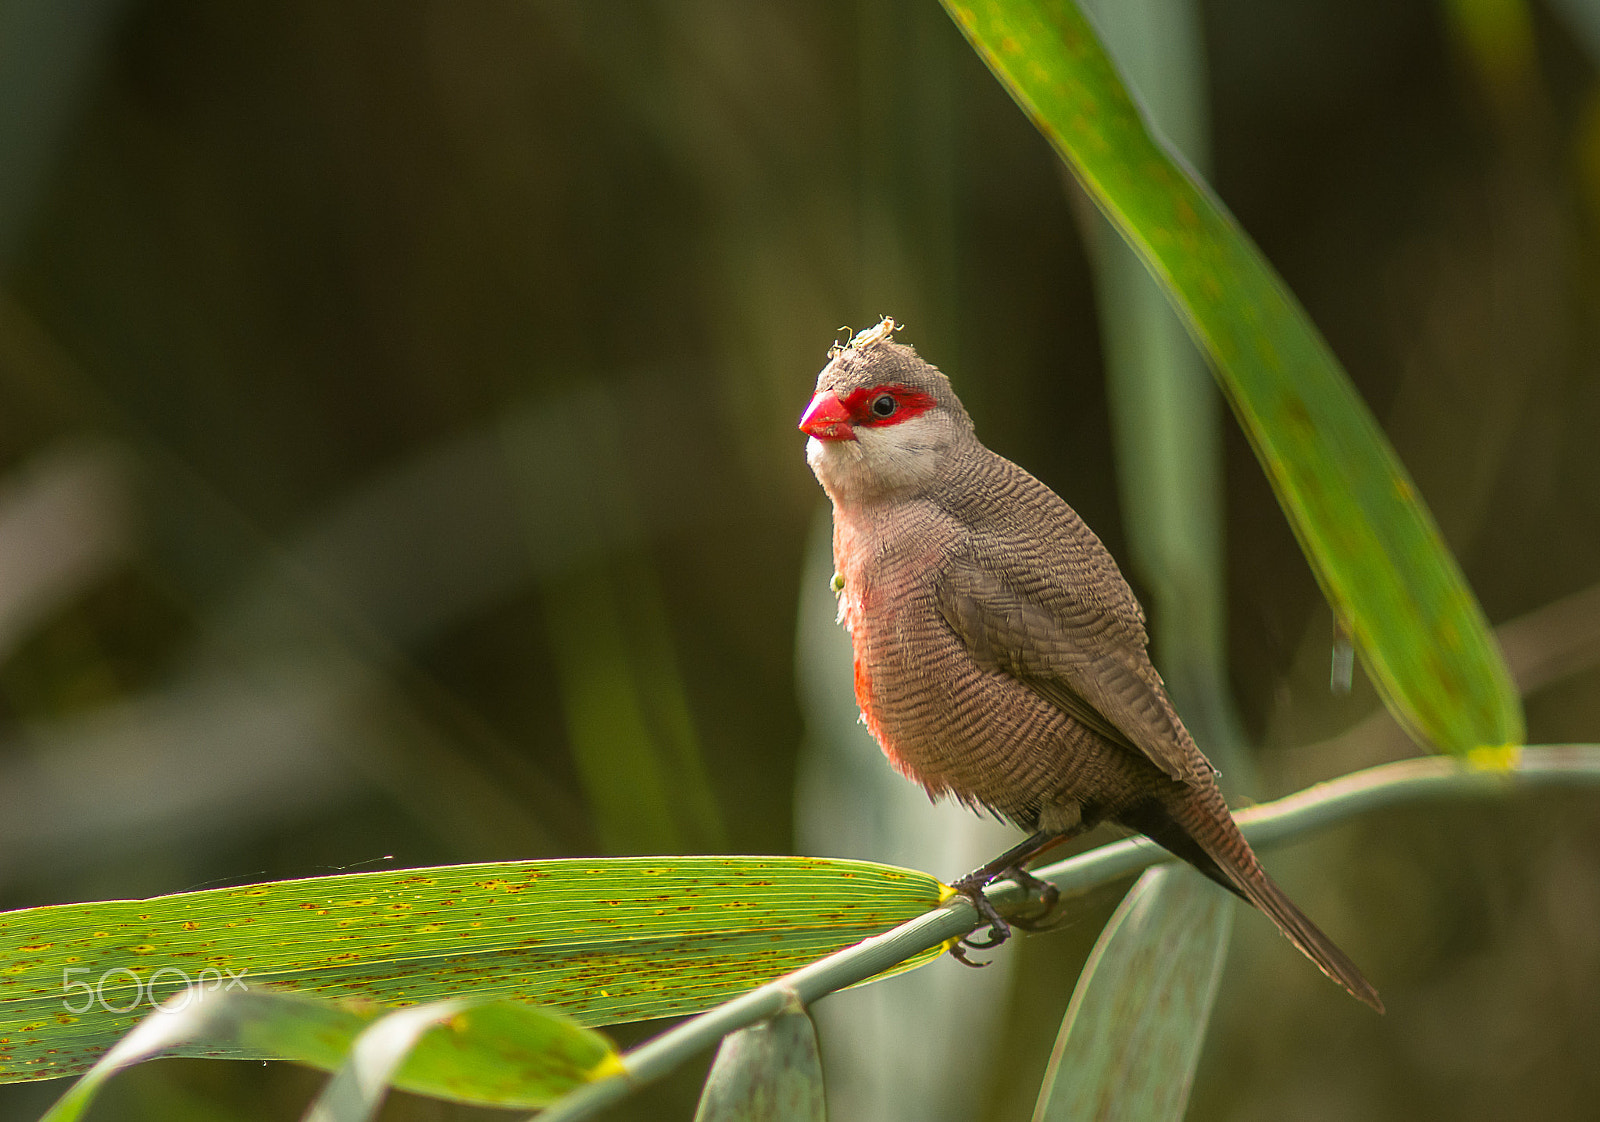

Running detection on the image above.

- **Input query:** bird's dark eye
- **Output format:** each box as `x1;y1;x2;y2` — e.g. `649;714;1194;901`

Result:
870;393;898;418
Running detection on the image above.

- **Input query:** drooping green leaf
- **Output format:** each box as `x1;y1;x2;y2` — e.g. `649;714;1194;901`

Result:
1033;865;1231;1122
37;989;617;1120
0;856;942;1083
306;996;620;1118
940;0;1524;755
692;1007;826;1122
302;999;474;1122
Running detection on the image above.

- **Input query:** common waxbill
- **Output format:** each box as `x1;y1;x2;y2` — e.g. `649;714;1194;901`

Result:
800;318;1381;1012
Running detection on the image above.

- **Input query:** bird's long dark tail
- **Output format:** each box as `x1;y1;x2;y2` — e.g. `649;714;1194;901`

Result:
1120;788;1385;1014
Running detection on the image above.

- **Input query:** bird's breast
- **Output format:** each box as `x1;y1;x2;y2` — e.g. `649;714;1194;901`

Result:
831;515;951;776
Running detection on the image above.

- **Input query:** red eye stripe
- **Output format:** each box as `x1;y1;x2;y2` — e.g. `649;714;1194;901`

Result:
838;385;938;427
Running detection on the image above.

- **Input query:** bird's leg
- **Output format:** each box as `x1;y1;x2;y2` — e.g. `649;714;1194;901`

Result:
947;831;1070;965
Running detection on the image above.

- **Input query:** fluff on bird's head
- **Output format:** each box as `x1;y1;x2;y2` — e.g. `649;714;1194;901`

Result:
815;317;971;427
829;316;900;358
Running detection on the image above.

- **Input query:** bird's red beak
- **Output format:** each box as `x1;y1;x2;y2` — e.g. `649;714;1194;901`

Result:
799;391;855;441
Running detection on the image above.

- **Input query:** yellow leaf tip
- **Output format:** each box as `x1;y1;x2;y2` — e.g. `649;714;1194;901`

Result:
1466;744;1522;773
587;1051;627;1082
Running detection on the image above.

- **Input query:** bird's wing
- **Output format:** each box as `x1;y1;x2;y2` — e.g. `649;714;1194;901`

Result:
935;555;1208;785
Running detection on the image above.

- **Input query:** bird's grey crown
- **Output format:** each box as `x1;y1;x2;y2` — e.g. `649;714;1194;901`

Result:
814;336;973;432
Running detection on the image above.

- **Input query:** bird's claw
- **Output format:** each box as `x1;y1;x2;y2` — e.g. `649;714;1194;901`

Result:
947;873;1015;968
947;941;988;967
946;864;1062;966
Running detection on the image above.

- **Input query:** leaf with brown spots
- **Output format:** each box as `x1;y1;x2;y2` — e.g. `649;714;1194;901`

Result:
0;856;942;1084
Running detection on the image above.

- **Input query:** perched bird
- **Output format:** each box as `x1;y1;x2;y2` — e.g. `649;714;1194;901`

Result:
799;318;1381;1012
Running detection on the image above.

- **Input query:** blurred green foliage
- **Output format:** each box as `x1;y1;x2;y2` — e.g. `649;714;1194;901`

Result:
2;1;1600;1119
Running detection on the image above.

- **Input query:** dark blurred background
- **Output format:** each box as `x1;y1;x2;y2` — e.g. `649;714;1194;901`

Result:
2;1;1599;1119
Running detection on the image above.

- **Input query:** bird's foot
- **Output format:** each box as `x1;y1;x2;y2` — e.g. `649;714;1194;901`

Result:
947;878;1011;968
1002;865;1060;931
946;863;1062;966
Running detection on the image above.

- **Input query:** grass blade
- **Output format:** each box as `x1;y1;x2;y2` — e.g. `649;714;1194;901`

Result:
1032;865;1231;1122
692;1006;826;1122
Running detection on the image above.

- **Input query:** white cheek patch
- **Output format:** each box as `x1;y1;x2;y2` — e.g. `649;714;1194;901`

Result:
811;414;944;502
805;435;830;470
808;436;863;498
860;414;944;482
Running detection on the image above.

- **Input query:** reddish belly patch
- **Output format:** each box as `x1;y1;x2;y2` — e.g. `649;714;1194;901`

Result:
853;646;920;779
